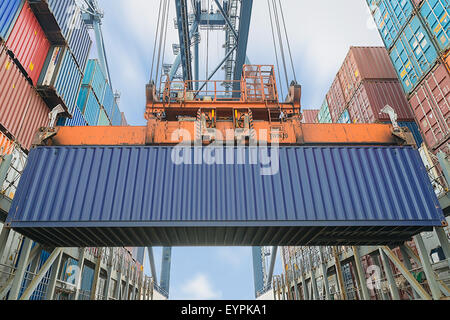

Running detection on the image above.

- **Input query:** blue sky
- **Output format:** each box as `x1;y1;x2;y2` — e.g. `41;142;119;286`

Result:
92;0;384;300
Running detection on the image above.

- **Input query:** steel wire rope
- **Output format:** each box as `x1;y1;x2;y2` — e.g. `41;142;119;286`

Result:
277;0;297;83
150;0;164;82
159;0;171;80
272;0;289;94
155;0;170;89
267;0;284;99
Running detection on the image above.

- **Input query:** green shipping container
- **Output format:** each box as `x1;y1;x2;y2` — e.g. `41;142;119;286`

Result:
97;107;111;126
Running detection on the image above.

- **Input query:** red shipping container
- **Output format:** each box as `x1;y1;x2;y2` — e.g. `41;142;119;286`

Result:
348;80;414;123
0;45;49;150
338;47;398;103
6;1;50;85
445;51;450;74
301;109;319;123
326;76;346;122
408;62;449;151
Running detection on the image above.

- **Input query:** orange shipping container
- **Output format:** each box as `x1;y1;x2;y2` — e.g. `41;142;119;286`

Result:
0;131;14;157
0;45;49;150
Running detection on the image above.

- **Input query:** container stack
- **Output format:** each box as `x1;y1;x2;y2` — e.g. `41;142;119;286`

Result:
73;59;119;126
368;0;449;162
29;0;92;117
301;109;319;123
322;46;423;146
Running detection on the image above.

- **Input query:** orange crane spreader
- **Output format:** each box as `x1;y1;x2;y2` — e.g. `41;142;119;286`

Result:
35;65;416;148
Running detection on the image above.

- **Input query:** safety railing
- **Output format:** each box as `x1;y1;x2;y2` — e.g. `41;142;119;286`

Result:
156;65;279;105
158;79;243;103
242;65;278;102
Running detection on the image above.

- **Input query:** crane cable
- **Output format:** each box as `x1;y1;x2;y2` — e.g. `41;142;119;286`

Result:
159;0;171;81
155;0;170;88
267;0;284;99
150;0;164;82
271;0;289;93
206;0;211;81
277;0;297;83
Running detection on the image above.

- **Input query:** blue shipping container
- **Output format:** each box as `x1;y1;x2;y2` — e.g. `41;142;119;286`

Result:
111;102;122;126
46;0;76;41
19;248;52;300
390;15;439;93
136;247;145;265
39;46;83;113
54;49;83;113
77;86;100;125
58;101;87;126
66;4;92;71
82;59;107;102
7;146;445;247
367;0;414;49
102;83;114;120
419;0;449;53
399;121;424;147
338;109;351;123
318;98;332;123
0;0;23;41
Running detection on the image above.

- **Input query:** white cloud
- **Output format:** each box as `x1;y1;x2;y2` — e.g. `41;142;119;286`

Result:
216;247;249;268
175;273;222;300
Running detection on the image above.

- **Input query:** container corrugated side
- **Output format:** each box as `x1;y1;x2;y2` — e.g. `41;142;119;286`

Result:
348;80;414;123
419;0;449;53
0;46;49;150
97;107;111;126
102;83;114;119
82;59;106;102
367;0;414;49
326;76;346;123
318;98;332;123
7;146;445;247
80;264;94;293
57;101;86;126
0;131;14;157
301;109;319;123
6;1;50;85
77;85;100;126
0;0;23;41
339;47;398;103
390;15;439;94
408;61;449;150
65;4;91;71
46;0;74;41
120;112;128;126
18;248;52;300
54;49;83;112
399;121;424;147
39;46;83;113
111;102;122;126
337;109;351;123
